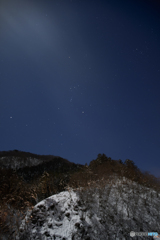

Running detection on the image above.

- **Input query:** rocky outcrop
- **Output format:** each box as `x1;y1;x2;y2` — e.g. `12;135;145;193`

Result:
18;176;160;240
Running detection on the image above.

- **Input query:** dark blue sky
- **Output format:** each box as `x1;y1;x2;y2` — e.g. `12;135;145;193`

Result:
1;0;160;177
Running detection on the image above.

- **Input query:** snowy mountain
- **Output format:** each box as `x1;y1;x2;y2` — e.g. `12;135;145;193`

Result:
1;151;160;240
18;176;160;240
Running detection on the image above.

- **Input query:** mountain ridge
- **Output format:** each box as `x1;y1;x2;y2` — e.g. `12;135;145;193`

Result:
0;150;80;170
0;150;160;239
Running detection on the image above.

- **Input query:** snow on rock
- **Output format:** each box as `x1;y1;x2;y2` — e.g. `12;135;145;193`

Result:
19;190;91;240
18;177;160;240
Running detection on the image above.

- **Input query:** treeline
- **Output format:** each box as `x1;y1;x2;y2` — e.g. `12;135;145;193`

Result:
68;153;160;192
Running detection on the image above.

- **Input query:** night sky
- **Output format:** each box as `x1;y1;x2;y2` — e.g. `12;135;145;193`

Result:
1;0;160;177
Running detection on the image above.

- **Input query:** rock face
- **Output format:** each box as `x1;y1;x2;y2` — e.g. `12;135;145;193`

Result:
18;176;160;240
19;191;85;240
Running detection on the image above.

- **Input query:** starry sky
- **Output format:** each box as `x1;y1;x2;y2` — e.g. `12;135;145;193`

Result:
0;0;160;177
